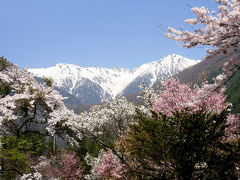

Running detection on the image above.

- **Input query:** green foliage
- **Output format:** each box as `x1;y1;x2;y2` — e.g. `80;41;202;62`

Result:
226;72;240;114
0;136;30;172
121;109;240;179
0;57;12;98
75;137;93;174
43;77;53;87
0;134;51;179
14;99;32;117
98;125;118;149
0;82;12;98
0;56;12;71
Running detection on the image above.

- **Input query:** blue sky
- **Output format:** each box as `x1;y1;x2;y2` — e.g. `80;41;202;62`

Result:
0;0;217;69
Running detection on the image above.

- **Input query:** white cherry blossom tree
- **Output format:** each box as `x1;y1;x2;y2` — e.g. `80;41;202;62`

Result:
0;57;66;136
166;0;240;80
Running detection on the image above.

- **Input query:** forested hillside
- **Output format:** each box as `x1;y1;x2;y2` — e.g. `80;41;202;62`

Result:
226;72;240;113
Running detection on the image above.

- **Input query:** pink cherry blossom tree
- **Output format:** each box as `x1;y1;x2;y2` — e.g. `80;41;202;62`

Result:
153;78;227;116
152;77;240;140
164;0;240;139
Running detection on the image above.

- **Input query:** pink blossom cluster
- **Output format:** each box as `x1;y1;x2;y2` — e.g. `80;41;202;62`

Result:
226;114;240;136
94;149;125;179
36;152;83;180
52;152;83;179
153;78;227;116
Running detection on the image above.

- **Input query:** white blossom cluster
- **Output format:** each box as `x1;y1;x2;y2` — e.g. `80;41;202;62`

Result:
18;172;43;180
166;0;240;58
0;62;66;135
63;96;136;140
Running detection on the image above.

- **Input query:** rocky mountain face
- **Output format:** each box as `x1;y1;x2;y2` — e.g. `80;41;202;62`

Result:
28;54;200;105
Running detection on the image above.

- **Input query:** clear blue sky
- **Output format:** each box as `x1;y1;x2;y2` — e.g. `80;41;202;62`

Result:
0;0;217;69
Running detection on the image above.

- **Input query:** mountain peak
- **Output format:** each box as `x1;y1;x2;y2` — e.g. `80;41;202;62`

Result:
158;54;201;67
161;54;185;61
54;63;81;69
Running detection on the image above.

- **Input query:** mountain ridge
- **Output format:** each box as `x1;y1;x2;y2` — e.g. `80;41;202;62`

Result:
29;54;200;105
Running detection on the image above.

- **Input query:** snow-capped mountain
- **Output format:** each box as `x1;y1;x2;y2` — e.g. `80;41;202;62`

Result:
28;54;200;105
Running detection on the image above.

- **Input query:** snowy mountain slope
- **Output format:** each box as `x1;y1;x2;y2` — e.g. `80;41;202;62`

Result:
28;54;200;105
121;54;200;95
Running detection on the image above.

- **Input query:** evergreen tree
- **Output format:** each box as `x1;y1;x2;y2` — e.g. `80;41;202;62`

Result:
116;109;240;179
